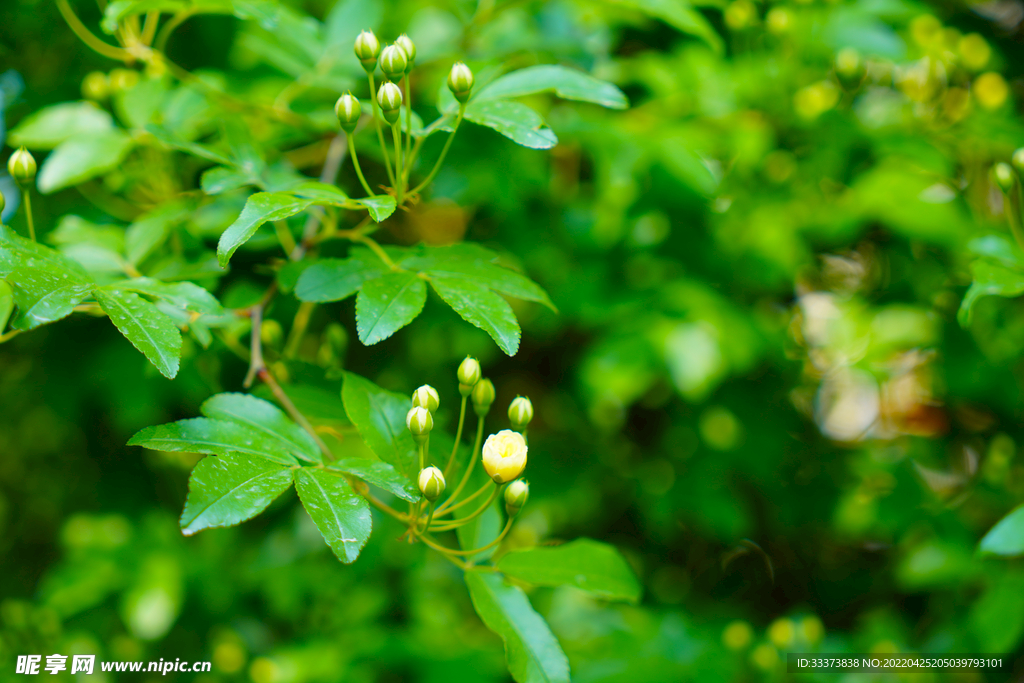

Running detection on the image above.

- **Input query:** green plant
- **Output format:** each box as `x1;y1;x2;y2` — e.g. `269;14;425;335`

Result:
0;3;642;680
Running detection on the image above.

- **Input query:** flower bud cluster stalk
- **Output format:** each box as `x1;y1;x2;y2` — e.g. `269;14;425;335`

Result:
403;357;533;562
343;30;475;209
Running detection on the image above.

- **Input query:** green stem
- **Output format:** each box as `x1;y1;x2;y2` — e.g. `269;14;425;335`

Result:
1005;184;1024;255
435;479;491;517
418;439;426;471
22;189;35;242
435;416;484;514
430;483;499;532
421;517;514;557
368;73;395;186
403;76;413;177
392;122;404;205
55;0;130;60
443;396;468;480
405;136;425;182
346;133;374;197
273;220;296;255
410;103;465;195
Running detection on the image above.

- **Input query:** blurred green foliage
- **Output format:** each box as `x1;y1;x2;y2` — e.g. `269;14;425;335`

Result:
2;0;1024;680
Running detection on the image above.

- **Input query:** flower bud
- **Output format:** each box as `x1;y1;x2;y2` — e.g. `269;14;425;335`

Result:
379;44;408;82
395;34;416;70
458;356;481;395
377;81;403;124
447;62;474;103
482;429;527;483
335;93;361;133
412;384;440;413
108;68;139;92
0;188;5;215
260;319;284;347
8;148;37;185
406;405;433;441
1013;148;1024;174
82;71;109;101
418;466;446;502
504;479;529;515
354;30;381;72
508;396;534;431
471;378;496;417
992;162;1016;193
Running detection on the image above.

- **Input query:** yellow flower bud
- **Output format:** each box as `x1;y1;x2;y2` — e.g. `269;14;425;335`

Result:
458;356;481;395
447;62;474;103
7;148;37;185
354;30;381;72
974;72;1009;110
377;81;403;123
471;378;496;417
482;429;527;483
412;384;439;413
508;396;533;431
418;466;445;502
335;93;361;133
504;479;529;515
406;405;433;441
379;44;408;82
395;34;416;67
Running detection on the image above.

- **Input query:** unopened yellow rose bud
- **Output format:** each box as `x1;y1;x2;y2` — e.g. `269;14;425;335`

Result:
7;148;36;185
418;466;445;502
447;62;474;103
472;378;495;417
406;405;433;442
508;396;533;431
482;429;527;483
412;384;439;413
504;479;529;515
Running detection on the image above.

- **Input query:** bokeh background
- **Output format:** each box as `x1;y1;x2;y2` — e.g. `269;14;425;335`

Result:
2;0;1024;680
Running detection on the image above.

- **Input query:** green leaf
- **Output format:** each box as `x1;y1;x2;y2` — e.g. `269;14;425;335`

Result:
958;260;1024;326
93;288;182;379
406;244;556;311
603;0;723;54
7;267;94;330
464;571;571;683
477;66;628;109
179;452;294;536
979;503;1024;557
8;102;114;149
217;192;315;267
108;278;222;314
201;166;256;195
464;100;558;150
294;256;387;302
456;494;502;563
341;372;418;481
497;539;642;602
355;271;427;345
37;131;135;194
353;195;397;223
0;281;12;332
0;226;91;279
128;417;300;466
124;199;195;265
327;458;419;502
201;393;322;464
429;275;521;355
146;124;233;165
293;468;372;564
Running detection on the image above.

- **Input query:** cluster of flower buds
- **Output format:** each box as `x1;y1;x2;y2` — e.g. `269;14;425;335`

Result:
8;148;36;185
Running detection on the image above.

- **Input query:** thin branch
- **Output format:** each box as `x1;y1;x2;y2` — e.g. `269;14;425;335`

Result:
55;0;131;61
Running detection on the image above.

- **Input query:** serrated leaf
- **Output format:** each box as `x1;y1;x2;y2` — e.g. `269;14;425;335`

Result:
93;288;182;379
201;393;322;464
294;256;387;302
217;192;315;266
406;244;556;311
341;372;418;481
8;102;114;149
327;458;419;502
464;100;558;150
128;417;300;465
497;539;642;602
959;260;1024;326
353;195;397;223
464;571;571;683
7;267;94;330
180;452;293;536
294;468;372;564
429;275;521;355
477;65;628;109
979;503;1024;557
108;278;222;314
356;271;427;345
0;225;91;278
